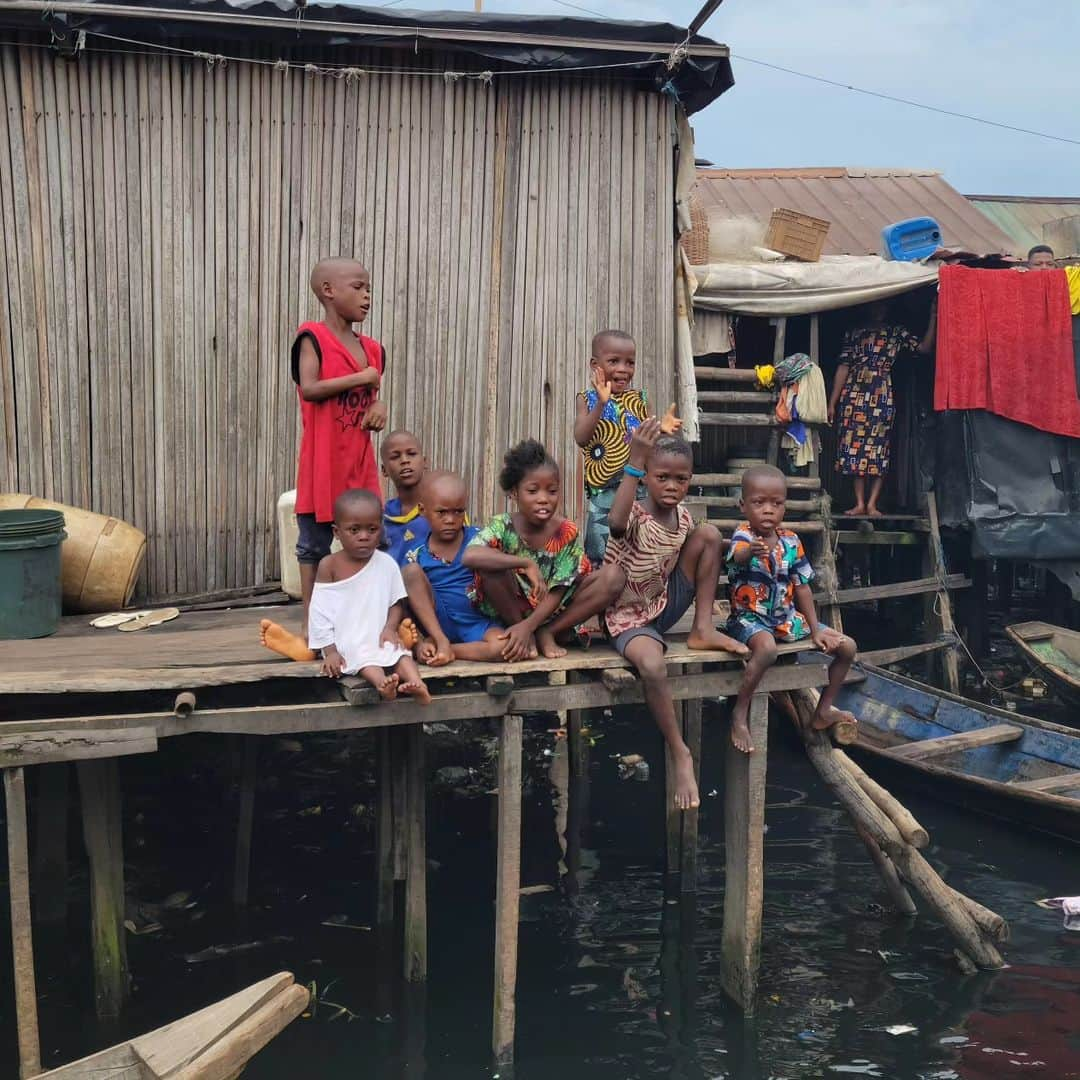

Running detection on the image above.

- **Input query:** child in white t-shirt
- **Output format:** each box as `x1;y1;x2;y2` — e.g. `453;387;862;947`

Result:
308;489;430;702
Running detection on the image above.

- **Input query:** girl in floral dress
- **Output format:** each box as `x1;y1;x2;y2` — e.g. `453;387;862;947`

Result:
828;298;936;516
463;440;625;661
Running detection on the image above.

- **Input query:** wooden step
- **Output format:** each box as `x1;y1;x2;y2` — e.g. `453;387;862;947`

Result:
694;366;761;384
686;495;821;513
1009;771;1080;794
835;529;924;546
834;574;969;604
702;518;825;535
692;473;821;491
700;412;779;427
697;390;778;405
886;724;1023;761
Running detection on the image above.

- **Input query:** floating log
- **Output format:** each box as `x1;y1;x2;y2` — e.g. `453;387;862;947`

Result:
837;752;929;848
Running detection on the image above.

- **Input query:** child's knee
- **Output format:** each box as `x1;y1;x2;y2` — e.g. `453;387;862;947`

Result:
750;634;779;666
634;650;668;684
691;522;722;551
836;635;857;661
598;562;626;600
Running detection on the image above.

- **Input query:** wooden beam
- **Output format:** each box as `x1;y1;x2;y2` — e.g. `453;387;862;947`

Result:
925;491;961;694
859;640;953;667
686;494;820;513
403;724;427;983
721;692;769;1012
699;412;778;427
375;728;396;927
832;574;969;605
681;667;703;890
231;737;258;908
32;763;69;926
5;768;41;1079
76;758;129;1019
493;714;523;1068
886;724;1022;761
835;529;922;546
1009;771;1080;793
696;390;776;404
692;472;820;490
694;366;761;383
0;728;157;768
703;519;824;535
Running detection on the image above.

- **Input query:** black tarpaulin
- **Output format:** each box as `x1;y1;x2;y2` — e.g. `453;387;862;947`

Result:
1;0;734;114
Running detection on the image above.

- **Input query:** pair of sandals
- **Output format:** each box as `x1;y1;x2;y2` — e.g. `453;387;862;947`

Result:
89;607;180;632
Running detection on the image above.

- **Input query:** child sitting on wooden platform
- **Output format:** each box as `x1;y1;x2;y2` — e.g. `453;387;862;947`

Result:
308;489;429;703
402;471;507;665
725;464;857;754
602;419;749;812
464;440;625;662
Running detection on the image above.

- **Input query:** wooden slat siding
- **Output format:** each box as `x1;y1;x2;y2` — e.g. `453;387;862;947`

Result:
1;49;676;597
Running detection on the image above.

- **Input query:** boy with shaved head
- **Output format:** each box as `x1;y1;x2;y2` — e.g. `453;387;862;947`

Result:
291;258;389;632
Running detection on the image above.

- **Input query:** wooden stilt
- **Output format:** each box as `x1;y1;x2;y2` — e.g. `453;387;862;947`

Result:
766;316;787;466
665;696;686;876
32;762;69;926
231;736;258;908
852;821;917;915
5;768;42;1079
564;703;589;897
77;758;129;1019
391;727;408;883
680;668;703;890
721;692;769;1011
492;713;523;1069
925;492;960;693
403;724;427;983
375;727;395;928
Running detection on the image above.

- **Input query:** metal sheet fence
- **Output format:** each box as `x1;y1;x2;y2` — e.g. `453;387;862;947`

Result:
0;45;676;598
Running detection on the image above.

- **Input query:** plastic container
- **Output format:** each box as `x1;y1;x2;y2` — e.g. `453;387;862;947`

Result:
0;494;145;613
0;508;66;638
764;208;830;262
277;489;340;600
881;217;942;261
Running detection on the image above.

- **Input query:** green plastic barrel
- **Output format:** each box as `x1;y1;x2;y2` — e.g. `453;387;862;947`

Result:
0;509;67;639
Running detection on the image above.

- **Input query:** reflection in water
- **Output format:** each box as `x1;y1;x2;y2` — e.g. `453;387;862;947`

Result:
5;708;1079;1079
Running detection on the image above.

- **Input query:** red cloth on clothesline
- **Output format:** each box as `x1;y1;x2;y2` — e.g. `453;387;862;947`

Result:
935;265;1080;438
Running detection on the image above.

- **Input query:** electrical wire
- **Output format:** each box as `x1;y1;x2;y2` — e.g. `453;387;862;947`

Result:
732;53;1080;148
550;0;610;19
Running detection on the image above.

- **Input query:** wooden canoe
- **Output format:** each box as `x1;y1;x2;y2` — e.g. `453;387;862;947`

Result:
39;971;308;1079
1005;620;1080;708
833;665;1080;842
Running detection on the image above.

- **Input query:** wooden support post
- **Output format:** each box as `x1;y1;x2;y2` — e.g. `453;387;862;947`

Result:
766;317;787;465
231;736;258;908
5;768;41;1079
925;491;960;693
403;724;427;983
665;697;686;876
77;758;129;1019
392;727;408;883
817;492;843;633
32;762;69;926
493;713;523;1069
375;727;395;928
721;692;769;1012
680;667;703;891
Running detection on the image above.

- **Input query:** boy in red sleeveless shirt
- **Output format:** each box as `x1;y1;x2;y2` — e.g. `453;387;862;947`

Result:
291;259;388;631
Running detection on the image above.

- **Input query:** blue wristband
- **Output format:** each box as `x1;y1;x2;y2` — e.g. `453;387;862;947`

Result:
624;464;646;479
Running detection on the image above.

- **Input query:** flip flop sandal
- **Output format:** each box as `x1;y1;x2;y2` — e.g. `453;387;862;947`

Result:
117;607;181;632
90;610;151;628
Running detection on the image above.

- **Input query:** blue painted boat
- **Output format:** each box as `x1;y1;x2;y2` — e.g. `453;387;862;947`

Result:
834;665;1080;842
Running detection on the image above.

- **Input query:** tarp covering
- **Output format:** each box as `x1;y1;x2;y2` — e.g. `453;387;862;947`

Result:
935;411;1080;594
2;0;733;114
690;255;938;316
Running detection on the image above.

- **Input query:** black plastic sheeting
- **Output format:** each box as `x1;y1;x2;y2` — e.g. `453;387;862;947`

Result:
935;409;1080;595
3;0;733;114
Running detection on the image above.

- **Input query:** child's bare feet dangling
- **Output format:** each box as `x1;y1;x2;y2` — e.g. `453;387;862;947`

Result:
812;704;857;731
671;750;700;810
376;673;400;701
729;700;755;753
259;619;316;662
399;678;432;704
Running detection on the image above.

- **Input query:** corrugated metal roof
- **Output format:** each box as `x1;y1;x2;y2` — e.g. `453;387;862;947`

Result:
966;195;1080;257
688;167;1014;259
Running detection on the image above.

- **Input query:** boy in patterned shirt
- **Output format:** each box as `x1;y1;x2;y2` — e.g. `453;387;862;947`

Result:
725;464;857;754
603;419;748;812
574;330;680;566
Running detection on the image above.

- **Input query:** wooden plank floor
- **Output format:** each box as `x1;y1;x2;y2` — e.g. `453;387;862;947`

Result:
0;603;817;697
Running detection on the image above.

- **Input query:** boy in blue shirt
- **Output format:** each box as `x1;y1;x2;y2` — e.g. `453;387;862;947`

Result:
402;471;505;664
381;430;430;563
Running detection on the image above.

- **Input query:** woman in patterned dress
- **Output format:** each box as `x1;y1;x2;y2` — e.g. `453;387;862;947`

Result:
828;298;937;516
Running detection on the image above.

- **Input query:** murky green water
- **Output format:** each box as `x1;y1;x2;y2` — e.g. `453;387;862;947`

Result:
5;695;1079;1080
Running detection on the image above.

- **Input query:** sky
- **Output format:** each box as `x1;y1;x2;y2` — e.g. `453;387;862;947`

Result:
349;0;1080;196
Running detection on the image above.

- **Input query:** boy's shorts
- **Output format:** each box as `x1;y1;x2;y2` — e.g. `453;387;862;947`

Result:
433;595;497;645
296;513;334;565
724;609;813;645
610;568;694;656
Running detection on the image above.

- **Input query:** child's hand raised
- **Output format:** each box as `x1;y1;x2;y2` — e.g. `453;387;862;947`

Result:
659;403;682;435
749;536;771;560
590;365;613;404
628;415;662;470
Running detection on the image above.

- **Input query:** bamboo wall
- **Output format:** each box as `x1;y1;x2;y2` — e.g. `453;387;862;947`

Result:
0;44;676;599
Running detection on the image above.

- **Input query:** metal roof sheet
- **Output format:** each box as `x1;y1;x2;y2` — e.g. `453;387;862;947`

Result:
688;167;1015;259
966;195;1080;257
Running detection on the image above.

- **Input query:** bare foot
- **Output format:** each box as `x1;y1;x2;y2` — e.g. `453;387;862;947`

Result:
865;506;884;519
260;618;316;662
729;699;755;753
418;636;453;667
399;678;432;704
671;751;700;810
376;673;400;701
812;704;857;731
536;627;567;659
843;505;867;517
687;627;750;656
398;618;420;649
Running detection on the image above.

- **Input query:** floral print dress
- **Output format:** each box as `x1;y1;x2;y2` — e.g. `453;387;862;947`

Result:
834;325;919;477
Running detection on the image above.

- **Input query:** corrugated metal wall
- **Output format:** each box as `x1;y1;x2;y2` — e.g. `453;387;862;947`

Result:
0;45;676;599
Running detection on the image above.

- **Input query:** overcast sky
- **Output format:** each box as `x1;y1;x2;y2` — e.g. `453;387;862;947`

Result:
358;0;1080;196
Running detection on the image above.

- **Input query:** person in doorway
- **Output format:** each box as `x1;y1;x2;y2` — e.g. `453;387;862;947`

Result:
828;298;936;517
1026;244;1056;270
291;258;388;634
